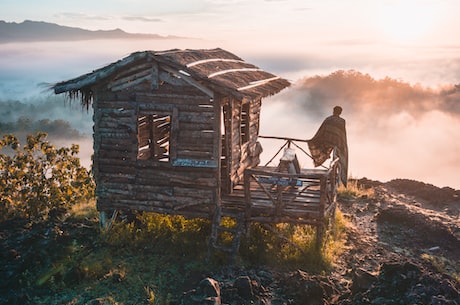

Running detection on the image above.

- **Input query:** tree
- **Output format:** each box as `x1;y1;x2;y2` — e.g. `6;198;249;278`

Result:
0;132;94;221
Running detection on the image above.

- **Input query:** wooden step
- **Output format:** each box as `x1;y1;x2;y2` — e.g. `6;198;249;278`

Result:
207;208;245;264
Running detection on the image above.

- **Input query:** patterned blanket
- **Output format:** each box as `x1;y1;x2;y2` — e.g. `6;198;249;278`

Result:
307;115;348;186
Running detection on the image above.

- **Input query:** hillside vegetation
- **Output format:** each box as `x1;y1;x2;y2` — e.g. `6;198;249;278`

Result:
0;133;348;304
1;134;459;305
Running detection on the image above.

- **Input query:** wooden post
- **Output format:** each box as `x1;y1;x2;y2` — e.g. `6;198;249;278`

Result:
316;175;327;248
151;61;159;90
99;209;118;232
243;170;252;231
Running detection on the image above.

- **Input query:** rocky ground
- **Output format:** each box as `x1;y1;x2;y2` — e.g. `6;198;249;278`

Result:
182;179;460;305
1;178;459;304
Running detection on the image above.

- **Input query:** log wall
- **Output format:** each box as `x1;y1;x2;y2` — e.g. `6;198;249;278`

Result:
93;70;221;218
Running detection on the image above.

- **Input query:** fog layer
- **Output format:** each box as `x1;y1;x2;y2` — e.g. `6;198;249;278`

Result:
1;40;459;189
261;71;460;189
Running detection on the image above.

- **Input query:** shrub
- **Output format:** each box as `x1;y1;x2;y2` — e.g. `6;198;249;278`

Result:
0;132;94;221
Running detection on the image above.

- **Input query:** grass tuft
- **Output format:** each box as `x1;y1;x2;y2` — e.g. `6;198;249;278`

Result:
421;253;460;284
70;199;98;220
338;179;375;201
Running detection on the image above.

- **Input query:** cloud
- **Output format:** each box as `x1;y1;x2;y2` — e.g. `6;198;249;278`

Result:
322;39;377;46
294;70;460;118
439;84;460;114
54;12;111;21
260;70;460;189
122;16;163;22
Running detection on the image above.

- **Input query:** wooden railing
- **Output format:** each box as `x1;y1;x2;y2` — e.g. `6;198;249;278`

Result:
258;135;330;169
243;136;340;245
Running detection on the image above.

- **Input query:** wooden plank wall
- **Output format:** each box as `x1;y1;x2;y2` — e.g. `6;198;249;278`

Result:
93;65;220;218
228;98;242;190
226;98;262;192
240;98;261;175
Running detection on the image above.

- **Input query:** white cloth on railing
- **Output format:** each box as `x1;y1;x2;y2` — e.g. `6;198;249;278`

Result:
279;147;301;174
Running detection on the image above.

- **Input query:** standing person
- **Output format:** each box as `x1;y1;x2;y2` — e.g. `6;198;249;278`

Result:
307;106;348;186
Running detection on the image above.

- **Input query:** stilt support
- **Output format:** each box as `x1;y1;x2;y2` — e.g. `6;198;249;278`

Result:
99;209;119;232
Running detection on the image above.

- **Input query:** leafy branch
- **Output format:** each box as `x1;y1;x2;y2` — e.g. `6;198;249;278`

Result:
0;132;94;221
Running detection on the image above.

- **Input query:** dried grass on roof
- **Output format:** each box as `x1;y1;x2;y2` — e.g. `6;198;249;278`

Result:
52;48;290;106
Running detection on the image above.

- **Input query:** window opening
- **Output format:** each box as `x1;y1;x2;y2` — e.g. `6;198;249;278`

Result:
137;114;171;162
240;103;250;144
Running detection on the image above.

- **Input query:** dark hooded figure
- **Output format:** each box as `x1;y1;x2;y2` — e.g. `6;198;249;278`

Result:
307;106;348;186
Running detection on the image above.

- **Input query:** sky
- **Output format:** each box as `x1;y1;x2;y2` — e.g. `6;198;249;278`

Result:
1;0;460;189
3;0;460;85
3;1;460;53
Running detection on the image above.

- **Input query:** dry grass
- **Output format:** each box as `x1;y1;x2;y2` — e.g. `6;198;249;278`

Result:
70;199;98;220
421;253;460;284
338;179;375;201
322;209;348;267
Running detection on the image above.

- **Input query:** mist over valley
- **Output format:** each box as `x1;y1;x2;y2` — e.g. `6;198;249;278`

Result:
1;21;459;189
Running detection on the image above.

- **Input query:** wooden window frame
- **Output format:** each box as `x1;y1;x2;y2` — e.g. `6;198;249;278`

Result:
137;109;177;162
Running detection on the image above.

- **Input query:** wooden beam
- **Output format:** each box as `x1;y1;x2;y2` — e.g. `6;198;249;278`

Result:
161;65;214;98
151;61;159;90
54;51;150;93
158;70;188;86
108;69;152;90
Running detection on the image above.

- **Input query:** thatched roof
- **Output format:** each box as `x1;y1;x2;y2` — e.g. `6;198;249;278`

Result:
52;48;290;106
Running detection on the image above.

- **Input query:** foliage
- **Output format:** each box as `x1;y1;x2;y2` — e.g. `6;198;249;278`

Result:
322;209;348;266
29;209;211;305
0;132;94;220
0;97;93;138
238;210;347;271
0;116;84;138
6;200;347;305
105;211;211;252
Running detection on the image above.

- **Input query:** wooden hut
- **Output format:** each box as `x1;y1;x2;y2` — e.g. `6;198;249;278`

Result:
53;48;340;260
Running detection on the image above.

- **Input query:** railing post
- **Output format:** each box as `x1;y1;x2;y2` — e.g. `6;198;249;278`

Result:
243;169;252;229
316;175;327;248
276;184;283;216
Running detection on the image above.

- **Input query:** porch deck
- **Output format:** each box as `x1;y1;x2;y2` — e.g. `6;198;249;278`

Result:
210;154;340;260
221;165;338;226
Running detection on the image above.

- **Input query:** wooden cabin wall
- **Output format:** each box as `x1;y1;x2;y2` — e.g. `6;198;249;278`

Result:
220;96;232;194
237;98;262;179
225;98;241;192
224;98;262;192
93;74;220;218
92;87;138;215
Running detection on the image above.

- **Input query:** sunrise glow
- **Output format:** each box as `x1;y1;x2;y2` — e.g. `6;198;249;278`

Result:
377;1;437;42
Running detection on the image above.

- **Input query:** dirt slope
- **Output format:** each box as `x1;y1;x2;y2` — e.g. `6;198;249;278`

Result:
331;178;460;304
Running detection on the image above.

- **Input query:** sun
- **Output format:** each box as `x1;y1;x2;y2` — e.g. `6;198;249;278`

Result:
376;0;436;42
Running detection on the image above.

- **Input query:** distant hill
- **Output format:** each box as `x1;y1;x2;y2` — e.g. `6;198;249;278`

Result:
0;20;185;43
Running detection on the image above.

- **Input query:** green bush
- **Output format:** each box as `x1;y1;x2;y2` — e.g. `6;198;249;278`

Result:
0;132;94;221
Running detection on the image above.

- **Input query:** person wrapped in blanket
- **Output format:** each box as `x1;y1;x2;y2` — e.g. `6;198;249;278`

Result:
307;106;348;186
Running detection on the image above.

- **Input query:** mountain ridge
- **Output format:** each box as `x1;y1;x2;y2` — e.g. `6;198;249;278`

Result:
0;20;186;43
